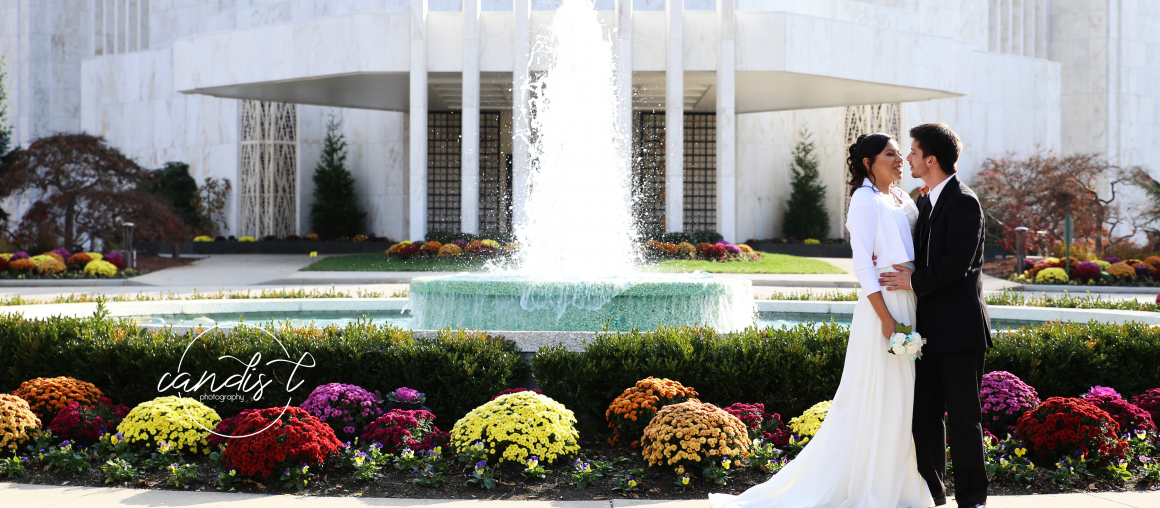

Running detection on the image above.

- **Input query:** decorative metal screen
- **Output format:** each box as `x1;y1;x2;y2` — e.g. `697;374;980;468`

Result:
633;112;666;231
683;113;716;232
478;111;510;233
428;112;462;232
842;103;903;238
239;100;298;238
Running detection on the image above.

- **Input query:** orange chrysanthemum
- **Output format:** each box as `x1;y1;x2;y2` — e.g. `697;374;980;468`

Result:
605;377;698;448
640;399;751;473
0;394;41;451
13;376;104;422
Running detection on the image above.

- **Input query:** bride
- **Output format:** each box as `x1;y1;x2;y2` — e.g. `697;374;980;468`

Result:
711;133;935;508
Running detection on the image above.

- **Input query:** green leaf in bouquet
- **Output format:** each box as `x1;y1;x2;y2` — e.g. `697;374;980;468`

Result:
895;323;913;334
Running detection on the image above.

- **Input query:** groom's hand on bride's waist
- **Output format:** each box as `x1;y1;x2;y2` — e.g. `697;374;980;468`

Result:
878;265;914;291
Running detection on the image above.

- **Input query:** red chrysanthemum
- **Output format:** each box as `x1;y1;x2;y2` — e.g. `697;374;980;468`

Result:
359;409;448;454
1013;397;1128;467
46;397;129;445
221;406;341;479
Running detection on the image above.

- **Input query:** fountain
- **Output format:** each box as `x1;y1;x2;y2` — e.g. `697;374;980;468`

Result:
409;0;754;332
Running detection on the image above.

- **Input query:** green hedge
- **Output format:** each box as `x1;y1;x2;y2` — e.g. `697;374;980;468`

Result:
531;323;850;424
985;321;1160;397
0;311;528;421
3;311;1158;429
532;320;1160;426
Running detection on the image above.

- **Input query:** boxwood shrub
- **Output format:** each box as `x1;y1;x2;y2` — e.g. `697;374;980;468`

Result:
532;323;850;426
2;311;1157;428
532;320;1160;427
0;310;528;421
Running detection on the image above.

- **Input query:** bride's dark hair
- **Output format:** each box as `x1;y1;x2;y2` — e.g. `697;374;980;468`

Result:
846;133;894;196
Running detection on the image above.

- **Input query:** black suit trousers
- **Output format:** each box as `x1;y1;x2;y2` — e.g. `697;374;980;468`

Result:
913;348;988;506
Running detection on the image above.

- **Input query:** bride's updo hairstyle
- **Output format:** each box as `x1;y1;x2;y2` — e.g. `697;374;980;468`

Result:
846;133;893;197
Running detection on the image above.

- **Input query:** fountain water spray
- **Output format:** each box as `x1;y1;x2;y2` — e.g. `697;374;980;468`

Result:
515;0;638;278
408;0;754;332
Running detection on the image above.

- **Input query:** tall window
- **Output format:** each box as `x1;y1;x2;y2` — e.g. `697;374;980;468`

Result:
683;113;716;232
633;112;666;231
428;112;462;232
632;112;718;232
478;111;511;233
239;100;297;238
93;0;150;56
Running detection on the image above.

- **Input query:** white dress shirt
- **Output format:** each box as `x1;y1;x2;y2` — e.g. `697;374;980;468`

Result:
845;180;920;296
926;173;956;213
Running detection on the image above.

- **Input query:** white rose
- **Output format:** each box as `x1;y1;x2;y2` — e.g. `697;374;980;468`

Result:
891;343;907;355
905;342;922;355
890;333;906;345
912;331;923;342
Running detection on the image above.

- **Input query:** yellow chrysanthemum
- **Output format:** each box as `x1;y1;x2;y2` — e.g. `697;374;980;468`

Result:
116;396;220;455
450;391;579;465
788;400;832;438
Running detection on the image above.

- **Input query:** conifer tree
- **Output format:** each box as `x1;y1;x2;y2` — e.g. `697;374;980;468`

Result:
0;56;14;226
0;56;11;158
782;129;830;240
309;118;366;238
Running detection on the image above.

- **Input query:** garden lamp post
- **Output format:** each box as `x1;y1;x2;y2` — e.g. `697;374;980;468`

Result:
1014;227;1028;275
122;222;135;270
1064;214;1072;273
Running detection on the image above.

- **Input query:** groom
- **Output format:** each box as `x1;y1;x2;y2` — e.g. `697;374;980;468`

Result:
879;123;992;508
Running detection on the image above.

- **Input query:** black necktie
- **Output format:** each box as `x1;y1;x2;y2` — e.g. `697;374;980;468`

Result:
917;198;932;262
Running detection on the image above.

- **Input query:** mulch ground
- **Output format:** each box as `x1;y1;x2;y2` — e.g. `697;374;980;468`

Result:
134;253;197;272
3;433;1156;499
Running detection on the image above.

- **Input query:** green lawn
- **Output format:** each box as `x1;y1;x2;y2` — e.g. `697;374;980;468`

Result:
302;252;845;274
300;254;493;272
646;253;845;274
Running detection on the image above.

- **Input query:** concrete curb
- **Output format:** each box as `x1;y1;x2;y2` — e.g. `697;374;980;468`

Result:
1017;283;1160;294
0;483;1156;508
0;278;153;287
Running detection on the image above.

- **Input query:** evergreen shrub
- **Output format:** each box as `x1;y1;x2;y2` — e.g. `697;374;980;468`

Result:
0;313;528;421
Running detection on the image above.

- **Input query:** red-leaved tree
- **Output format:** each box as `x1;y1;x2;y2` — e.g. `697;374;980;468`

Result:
973;153;1127;255
0;133;187;251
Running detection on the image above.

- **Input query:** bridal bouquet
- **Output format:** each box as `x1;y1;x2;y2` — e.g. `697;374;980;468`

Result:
887;324;926;361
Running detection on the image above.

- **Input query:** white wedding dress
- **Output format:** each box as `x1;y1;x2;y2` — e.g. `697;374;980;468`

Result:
711;181;934;508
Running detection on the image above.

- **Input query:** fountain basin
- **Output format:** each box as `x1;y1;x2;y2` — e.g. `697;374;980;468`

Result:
408;273;755;332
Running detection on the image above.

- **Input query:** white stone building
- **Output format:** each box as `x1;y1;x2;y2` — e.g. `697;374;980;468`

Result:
1;0;1155;243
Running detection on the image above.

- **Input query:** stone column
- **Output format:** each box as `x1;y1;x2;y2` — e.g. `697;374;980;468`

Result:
512;0;531;230
616;0;633;161
716;0;736;242
665;0;684;232
461;0;481;234
409;0;428;240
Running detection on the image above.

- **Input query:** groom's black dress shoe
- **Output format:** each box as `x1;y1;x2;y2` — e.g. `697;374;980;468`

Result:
931;497;946;506
958;504;985;508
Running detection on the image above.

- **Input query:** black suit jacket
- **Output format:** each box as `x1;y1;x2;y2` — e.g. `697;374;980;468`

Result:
912;176;993;354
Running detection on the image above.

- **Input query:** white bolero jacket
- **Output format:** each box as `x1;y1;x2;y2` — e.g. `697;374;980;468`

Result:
844;180;919;295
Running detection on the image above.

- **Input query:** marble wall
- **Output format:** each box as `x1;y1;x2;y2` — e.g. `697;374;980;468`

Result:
3;0;1154;243
298;106;409;240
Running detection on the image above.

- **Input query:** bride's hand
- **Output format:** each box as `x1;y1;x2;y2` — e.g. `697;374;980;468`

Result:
881;317;896;341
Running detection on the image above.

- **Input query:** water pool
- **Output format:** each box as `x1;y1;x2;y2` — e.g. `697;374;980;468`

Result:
129;311;1040;331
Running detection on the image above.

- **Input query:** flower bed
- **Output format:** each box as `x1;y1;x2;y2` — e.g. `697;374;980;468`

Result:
641;240;762;262
1;340;1159;496
1009;256;1160;287
0;250;137;279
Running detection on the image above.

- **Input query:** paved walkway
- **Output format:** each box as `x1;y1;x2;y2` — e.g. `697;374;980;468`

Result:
2;484;1156;508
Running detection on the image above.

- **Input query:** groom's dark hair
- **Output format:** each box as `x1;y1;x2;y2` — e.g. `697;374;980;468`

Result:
909;122;961;174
